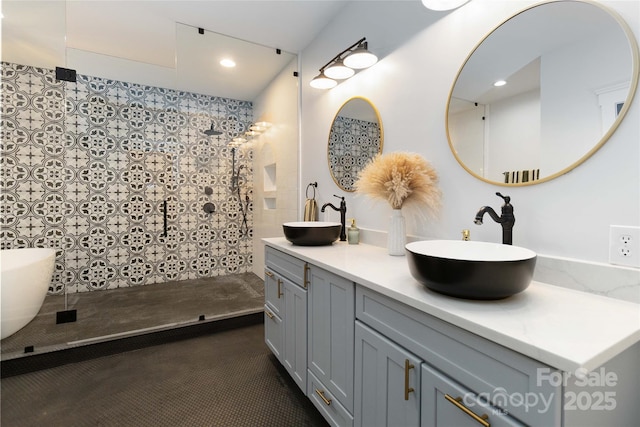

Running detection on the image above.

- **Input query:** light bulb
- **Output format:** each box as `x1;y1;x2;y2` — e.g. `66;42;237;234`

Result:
343;48;377;69
310;72;337;89
324;60;355;79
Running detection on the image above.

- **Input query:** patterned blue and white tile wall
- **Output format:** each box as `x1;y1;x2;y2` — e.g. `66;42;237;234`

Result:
0;62;254;294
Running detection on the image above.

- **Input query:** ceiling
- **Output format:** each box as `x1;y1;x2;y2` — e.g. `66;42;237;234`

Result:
1;0;349;100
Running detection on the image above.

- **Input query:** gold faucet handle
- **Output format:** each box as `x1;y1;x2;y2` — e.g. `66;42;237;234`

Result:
462;229;470;241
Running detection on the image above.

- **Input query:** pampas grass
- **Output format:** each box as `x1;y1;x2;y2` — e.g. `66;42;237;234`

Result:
355;152;441;218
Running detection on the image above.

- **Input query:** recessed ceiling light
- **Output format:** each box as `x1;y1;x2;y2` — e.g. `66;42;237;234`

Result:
494;80;507;87
220;58;236;68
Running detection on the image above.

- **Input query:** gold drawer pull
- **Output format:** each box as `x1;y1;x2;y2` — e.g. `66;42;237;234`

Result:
265;270;274;278
404;359;415;400
444;394;490;427
265;310;274;319
303;263;310;289
277;278;283;298
315;389;332;406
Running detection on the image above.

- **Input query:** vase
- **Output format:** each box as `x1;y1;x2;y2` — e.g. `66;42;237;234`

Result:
387;209;406;256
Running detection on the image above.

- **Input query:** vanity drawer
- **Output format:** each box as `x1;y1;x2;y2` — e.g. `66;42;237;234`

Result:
421;363;525;427
308;369;354;427
355;286;560;426
265;246;306;285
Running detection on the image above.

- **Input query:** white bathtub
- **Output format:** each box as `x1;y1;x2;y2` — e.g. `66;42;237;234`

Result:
0;248;56;340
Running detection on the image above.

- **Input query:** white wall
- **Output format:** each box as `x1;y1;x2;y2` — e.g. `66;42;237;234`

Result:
300;0;639;265
448;100;485;176
486;89;540;181
252;58;300;276
541;30;631;175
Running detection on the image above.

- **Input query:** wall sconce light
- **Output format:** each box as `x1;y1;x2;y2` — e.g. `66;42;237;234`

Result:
421;0;470;11
310;37;378;89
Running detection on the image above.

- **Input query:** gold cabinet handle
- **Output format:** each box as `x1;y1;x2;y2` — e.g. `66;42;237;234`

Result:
265;270;274;278
315;389;332;406
265;309;274;319
303;263;310;289
277;278;283;298
444;394;490;427
404;359;415;400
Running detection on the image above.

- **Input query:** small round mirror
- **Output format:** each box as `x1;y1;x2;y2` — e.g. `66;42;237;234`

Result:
328;97;383;192
447;0;639;186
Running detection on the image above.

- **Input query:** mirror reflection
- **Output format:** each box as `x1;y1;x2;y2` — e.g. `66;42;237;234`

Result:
447;1;638;185
328;97;383;191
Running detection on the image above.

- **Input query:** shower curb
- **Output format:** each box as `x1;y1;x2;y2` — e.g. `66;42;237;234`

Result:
1;311;263;378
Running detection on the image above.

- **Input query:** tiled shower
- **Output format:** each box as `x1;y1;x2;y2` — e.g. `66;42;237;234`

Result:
1;62;255;296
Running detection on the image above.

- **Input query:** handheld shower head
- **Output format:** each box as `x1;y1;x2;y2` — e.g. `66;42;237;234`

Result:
203;123;222;136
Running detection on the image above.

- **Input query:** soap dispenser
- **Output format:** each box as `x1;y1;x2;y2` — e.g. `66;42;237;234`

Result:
348;218;360;245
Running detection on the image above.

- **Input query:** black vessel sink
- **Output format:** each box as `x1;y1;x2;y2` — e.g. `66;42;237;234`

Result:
283;222;342;246
405;240;537;300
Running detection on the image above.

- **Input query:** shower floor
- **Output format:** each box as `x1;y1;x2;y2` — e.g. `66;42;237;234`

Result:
1;273;264;358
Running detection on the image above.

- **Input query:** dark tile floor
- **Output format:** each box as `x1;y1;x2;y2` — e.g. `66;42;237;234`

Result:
1;323;329;427
1;273;265;358
1;273;329;425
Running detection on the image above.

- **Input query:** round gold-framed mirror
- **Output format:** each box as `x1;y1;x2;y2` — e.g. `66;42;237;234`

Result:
328;96;384;191
446;0;639;186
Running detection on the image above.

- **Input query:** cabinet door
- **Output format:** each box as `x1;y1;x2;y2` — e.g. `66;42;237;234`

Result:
264;268;283;316
354;321;421;427
421;364;525;427
264;304;283;363
308;264;355;412
283;278;307;392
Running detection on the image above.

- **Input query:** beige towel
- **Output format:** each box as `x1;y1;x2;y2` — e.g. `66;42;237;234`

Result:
303;198;317;221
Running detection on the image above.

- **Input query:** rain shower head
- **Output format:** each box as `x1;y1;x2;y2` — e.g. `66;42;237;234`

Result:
203;123;222;136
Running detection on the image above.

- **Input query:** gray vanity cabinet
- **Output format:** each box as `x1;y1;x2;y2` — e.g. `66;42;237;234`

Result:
354;317;523;427
264;246;355;427
307;263;355;426
354;321;421;427
264;241;640;427
355;285;561;427
264;247;308;393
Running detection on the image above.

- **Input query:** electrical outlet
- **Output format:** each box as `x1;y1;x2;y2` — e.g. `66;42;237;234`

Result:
609;225;640;268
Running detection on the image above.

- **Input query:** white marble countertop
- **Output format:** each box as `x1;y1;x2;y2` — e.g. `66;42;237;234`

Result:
263;237;640;373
